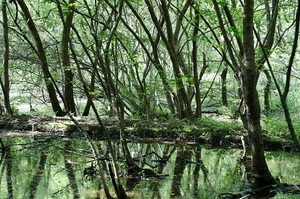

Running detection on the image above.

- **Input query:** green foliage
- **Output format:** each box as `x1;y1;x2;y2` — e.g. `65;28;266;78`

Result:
2;0;300;144
196;116;243;134
29;105;56;116
89;90;102;99
272;192;300;199
218;105;236;118
128;115;244;144
261;116;289;138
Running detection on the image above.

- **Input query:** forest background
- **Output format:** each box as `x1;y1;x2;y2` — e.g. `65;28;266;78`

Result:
0;0;300;193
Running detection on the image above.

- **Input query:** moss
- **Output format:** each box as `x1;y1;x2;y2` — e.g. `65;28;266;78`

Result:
0;114;292;150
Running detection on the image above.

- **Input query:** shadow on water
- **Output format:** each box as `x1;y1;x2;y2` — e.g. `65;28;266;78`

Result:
0;135;299;199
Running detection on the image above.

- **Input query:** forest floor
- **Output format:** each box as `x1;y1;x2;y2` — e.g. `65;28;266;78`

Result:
0;114;294;151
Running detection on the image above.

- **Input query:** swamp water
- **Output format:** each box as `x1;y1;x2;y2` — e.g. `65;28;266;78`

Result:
0;135;299;199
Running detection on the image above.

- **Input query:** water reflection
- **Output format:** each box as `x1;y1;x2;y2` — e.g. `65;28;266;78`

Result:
0;136;299;199
64;140;80;198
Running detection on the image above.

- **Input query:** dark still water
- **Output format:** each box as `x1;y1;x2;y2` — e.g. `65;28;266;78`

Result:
0;136;299;199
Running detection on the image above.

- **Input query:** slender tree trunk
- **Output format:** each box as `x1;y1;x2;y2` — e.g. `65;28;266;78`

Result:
16;0;65;116
161;0;192;118
281;0;300;150
145;0;192;118
101;1;129;197
263;70;271;113
266;0;300;150
0;0;12;114
254;0;300;150
221;66;228;107
124;0;176;115
259;0;278;114
82;68;96;116
242;0;276;187
281;98;300;150
69;40;118;199
61;0;76;115
154;60;176;115
192;3;201;117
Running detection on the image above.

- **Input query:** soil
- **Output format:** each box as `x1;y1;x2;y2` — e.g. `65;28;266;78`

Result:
0;114;294;151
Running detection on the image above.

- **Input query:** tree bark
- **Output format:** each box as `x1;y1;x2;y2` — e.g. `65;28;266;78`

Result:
61;1;76;115
263;70;271;112
82;68;96;116
192;3;201;117
145;0;192;118
281;0;300;150
221;66;228;107
242;0;276;187
0;0;12;114
259;0;278;114
123;0;176;115
260;0;300;151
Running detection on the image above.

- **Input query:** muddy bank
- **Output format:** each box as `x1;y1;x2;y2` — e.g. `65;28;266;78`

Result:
0;114;294;151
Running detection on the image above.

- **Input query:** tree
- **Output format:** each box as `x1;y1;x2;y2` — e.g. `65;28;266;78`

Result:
58;0;76;115
278;0;300;150
241;0;277;186
14;0;65;116
0;0;12;114
145;0;193;118
56;0;76;115
261;0;300;150
211;0;277;186
124;0;176;117
192;3;202;117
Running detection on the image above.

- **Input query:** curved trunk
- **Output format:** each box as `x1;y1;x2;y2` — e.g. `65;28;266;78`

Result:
242;0;276;187
281;97;300;150
16;0;65;116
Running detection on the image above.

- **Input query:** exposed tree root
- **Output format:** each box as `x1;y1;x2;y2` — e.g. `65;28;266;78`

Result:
215;183;300;199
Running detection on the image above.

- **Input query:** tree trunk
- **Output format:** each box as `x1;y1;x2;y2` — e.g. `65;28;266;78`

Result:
161;0;192;118
0;0;12;114
221;66;228;107
192;3;201;117
16;0;65;116
259;0;278;114
281;0;300;150
61;0;76;115
281;97;300;150
145;0;192;118
82;68;96;116
263;70;271;113
242;0;276;187
124;0;176;115
70;41;116;199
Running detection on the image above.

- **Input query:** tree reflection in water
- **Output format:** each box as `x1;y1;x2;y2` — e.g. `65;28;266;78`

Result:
4;146;13;198
29;148;49;198
0;136;299;199
64;140;80;198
